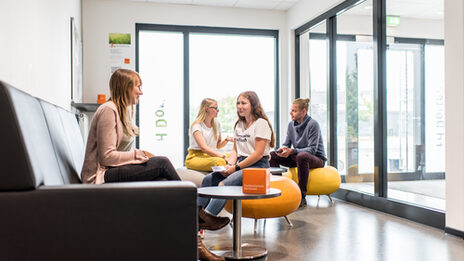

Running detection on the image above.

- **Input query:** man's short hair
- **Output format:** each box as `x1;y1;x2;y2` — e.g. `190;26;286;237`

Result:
293;98;310;111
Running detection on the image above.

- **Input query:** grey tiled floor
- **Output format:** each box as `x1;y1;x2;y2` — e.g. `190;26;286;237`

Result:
203;196;463;261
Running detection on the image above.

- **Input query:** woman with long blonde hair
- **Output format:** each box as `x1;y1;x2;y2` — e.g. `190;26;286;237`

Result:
81;69;181;184
185;98;232;171
81;69;228;261
198;91;275;215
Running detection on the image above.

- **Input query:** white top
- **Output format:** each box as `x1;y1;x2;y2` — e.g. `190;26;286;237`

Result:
189;121;221;150
234;118;272;157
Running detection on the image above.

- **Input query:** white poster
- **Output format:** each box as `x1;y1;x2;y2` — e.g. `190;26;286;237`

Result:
109;33;132;73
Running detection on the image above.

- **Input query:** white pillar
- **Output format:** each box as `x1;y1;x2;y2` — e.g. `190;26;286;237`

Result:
445;0;464;232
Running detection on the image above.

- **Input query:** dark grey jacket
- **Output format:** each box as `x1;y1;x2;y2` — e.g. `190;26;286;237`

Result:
282;115;327;161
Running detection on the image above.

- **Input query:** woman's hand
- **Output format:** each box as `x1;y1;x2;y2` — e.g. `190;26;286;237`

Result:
143;150;155;157
225;136;234;142
221;164;236;177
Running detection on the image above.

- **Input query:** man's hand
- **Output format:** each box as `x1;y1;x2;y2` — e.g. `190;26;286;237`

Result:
276;147;292;158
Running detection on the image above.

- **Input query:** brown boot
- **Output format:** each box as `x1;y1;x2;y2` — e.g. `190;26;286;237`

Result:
198;236;224;261
198;207;230;231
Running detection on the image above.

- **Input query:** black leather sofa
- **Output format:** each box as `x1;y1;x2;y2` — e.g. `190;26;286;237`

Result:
0;81;198;260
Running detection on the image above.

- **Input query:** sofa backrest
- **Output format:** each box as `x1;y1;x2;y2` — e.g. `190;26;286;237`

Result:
0;81;83;190
40;100;83;184
58;105;85;181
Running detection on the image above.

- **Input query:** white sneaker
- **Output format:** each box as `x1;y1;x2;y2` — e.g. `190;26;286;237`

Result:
198;229;205;239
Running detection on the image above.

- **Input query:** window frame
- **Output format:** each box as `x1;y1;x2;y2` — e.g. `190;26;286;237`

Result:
294;0;445;229
135;24;280;159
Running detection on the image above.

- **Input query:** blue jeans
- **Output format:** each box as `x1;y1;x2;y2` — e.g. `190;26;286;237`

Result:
198;156;270;215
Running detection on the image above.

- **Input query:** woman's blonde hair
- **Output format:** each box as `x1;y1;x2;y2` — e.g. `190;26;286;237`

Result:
109;69;141;136
191;98;219;140
235;91;275;148
293;98;310;111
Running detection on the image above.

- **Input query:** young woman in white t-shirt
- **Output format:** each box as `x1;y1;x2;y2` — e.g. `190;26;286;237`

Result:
185;98;233;171
198;91;275;215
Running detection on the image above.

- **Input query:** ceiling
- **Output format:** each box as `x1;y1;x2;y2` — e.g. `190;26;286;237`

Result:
342;0;444;20
121;0;444;20
125;0;300;11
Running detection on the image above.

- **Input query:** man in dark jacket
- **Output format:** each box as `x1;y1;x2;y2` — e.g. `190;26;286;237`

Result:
270;98;327;208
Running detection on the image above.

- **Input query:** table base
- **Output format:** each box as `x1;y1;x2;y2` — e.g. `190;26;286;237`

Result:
210;243;267;260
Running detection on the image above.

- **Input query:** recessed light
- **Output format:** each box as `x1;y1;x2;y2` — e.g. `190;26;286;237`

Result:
364;5;372;10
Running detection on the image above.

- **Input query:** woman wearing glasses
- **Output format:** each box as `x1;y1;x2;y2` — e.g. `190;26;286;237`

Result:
198;91;275;216
185;98;233;172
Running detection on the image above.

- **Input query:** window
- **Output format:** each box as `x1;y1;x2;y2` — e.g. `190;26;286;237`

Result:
137;25;279;168
336;0;374;195
307;23;328;155
189;33;276;149
138;31;184;167
386;0;445;210
294;0;445;226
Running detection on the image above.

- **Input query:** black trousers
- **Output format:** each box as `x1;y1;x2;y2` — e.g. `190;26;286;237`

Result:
270;151;325;195
104;156;181;183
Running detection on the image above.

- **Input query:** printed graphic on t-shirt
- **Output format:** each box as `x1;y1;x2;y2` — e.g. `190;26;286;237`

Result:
236;134;250;143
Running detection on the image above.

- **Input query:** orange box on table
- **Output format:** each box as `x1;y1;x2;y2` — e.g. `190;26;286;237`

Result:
242;168;270;194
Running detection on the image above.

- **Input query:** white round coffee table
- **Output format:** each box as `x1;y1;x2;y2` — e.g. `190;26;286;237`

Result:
198;186;281;260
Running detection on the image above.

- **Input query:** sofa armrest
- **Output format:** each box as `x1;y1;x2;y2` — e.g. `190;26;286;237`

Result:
0;181;198;261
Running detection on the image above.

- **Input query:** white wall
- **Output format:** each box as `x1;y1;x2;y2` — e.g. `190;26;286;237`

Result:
82;0;290;139
445;0;464;232
0;0;82;109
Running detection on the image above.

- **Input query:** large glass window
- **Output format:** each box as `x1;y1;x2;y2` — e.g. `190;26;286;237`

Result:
386;0;445;210
386;43;421;174
138;31;184;167
137;26;278;168
294;0;445;228
189;34;276;149
307;22;328;153
336;0;374;195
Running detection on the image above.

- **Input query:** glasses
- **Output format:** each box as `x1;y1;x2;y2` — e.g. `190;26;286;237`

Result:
209;106;219;111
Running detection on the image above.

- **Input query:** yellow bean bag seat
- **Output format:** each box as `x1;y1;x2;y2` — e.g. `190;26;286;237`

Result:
284;166;341;195
224;175;301;219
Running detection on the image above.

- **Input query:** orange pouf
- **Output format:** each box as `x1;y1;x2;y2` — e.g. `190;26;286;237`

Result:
284;166;341;195
224;175;301;219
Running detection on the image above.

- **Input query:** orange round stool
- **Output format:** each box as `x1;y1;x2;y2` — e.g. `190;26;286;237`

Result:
224;175;301;229
284;166;341;203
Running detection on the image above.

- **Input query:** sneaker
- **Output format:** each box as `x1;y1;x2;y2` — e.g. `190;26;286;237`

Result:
299;197;307;209
198;229;205;239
